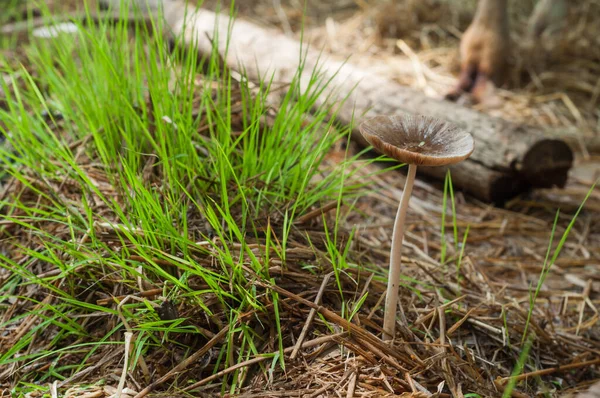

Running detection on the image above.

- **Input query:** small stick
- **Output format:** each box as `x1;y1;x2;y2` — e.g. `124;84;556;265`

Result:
379;371;395;393
50;381;58;398
445;307;478;337
115;296;151;380
438;306;447;349
367;290;386;320
294;200;340;224
497;357;600;384
96;288;163;305
346;372;357;398
115;332;133;398
576;280;593;335
290;272;334;360
405;372;418;393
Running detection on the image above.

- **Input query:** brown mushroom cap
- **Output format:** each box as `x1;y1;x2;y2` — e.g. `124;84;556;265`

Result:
359;114;474;166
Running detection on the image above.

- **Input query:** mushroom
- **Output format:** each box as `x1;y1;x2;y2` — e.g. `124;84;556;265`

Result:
359;114;474;341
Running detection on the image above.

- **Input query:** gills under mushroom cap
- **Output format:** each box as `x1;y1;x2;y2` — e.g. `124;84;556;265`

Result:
359;114;474;166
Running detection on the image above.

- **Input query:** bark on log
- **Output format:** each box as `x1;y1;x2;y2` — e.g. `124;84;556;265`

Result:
103;0;575;204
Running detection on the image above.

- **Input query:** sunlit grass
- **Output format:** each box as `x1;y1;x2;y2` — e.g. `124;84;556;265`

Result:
0;0;378;393
1;1;597;396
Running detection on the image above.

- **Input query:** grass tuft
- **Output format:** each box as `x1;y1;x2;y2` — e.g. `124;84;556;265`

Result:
0;1;373;393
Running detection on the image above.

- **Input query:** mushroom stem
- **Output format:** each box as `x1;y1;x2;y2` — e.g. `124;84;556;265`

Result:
383;163;417;341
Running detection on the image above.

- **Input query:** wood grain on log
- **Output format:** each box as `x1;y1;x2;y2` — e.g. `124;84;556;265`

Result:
100;0;574;203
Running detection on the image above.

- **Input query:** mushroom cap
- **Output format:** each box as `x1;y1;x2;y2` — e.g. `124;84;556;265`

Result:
359;114;474;166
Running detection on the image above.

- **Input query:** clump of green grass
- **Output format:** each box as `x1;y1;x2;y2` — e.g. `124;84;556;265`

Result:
0;0;25;33
0;1;375;394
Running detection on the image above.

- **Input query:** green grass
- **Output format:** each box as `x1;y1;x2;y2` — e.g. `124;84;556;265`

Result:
1;1;598;396
438;171;596;396
0;1;379;394
502;335;534;398
521;182;596;345
497;183;596;396
440;170;459;265
0;0;25;30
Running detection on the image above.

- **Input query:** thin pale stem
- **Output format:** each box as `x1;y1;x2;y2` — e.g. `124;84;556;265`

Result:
383;163;417;341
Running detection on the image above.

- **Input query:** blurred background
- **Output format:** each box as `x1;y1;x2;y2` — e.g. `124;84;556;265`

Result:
1;0;599;138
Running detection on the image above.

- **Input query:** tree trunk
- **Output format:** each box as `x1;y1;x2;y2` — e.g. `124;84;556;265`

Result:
105;0;575;203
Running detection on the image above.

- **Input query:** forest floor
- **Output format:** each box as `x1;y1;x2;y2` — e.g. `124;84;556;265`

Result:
0;1;599;397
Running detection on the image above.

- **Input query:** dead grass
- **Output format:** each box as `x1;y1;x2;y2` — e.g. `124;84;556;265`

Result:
1;1;599;397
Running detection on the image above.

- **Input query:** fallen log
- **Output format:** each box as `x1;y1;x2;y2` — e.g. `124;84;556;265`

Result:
102;0;574;203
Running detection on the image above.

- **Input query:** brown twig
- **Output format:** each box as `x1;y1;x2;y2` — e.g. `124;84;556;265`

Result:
497;357;600;384
294;200;341;224
96;288;163;306
290;271;334;359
